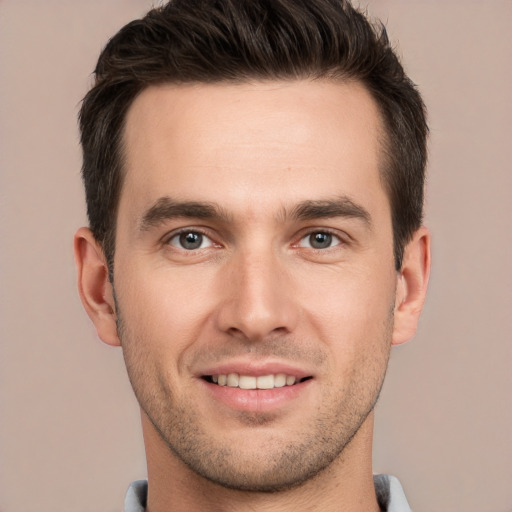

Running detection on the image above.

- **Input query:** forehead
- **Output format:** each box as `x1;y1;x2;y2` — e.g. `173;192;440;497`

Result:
120;79;387;220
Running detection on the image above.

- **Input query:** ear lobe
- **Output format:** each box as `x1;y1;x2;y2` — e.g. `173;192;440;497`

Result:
392;226;431;346
74;227;121;347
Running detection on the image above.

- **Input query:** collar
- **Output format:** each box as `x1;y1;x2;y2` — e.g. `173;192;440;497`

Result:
124;474;412;512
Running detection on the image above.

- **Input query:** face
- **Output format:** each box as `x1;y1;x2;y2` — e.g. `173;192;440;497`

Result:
114;80;398;491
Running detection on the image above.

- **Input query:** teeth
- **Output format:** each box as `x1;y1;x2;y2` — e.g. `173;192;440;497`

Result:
210;373;303;389
286;375;296;386
227;373;239;387
274;373;286;388
239;375;257;389
256;375;274;389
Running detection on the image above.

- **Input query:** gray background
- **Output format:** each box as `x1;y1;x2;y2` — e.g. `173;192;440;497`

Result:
1;1;511;511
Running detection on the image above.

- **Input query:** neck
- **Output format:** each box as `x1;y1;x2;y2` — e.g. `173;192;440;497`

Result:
142;411;380;512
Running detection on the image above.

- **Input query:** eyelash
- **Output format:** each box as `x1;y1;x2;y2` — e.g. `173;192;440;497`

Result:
164;228;217;251
164;227;346;253
294;229;345;250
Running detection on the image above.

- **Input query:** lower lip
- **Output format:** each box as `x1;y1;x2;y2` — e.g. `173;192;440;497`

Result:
201;379;312;413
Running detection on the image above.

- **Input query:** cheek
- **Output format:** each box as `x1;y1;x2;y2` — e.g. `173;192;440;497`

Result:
114;262;219;358
297;264;396;351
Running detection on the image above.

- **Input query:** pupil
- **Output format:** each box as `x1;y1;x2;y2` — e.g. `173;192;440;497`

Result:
310;232;331;249
180;232;202;250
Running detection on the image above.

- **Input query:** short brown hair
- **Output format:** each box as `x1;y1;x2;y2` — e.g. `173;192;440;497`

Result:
79;0;428;276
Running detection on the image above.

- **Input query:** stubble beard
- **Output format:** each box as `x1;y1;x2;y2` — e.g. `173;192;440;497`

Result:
115;299;393;493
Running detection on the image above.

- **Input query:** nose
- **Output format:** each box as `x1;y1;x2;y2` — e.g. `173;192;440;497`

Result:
215;248;299;342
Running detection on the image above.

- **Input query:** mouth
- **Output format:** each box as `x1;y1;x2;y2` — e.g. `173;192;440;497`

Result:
199;366;314;412
202;373;313;390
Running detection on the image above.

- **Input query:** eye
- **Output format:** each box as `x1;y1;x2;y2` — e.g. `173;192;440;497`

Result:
298;231;341;250
168;231;214;250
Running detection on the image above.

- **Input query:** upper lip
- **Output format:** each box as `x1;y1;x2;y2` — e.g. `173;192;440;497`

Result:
195;359;314;379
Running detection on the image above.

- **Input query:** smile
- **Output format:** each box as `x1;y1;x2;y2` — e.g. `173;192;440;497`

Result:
204;374;312;389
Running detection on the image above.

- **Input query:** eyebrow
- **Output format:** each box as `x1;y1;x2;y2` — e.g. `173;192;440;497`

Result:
290;197;372;226
139;195;372;232
140;197;232;231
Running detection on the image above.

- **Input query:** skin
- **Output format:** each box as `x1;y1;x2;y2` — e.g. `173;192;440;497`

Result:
75;80;430;511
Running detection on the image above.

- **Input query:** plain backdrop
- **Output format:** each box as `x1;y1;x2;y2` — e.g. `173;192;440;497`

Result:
1;1;511;511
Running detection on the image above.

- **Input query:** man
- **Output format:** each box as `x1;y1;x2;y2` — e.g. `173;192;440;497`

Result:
74;0;430;510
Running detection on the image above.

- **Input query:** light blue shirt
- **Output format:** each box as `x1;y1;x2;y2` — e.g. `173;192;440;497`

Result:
124;474;412;511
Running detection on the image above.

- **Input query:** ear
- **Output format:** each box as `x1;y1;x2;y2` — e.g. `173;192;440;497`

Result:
73;227;120;346
392;226;431;346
